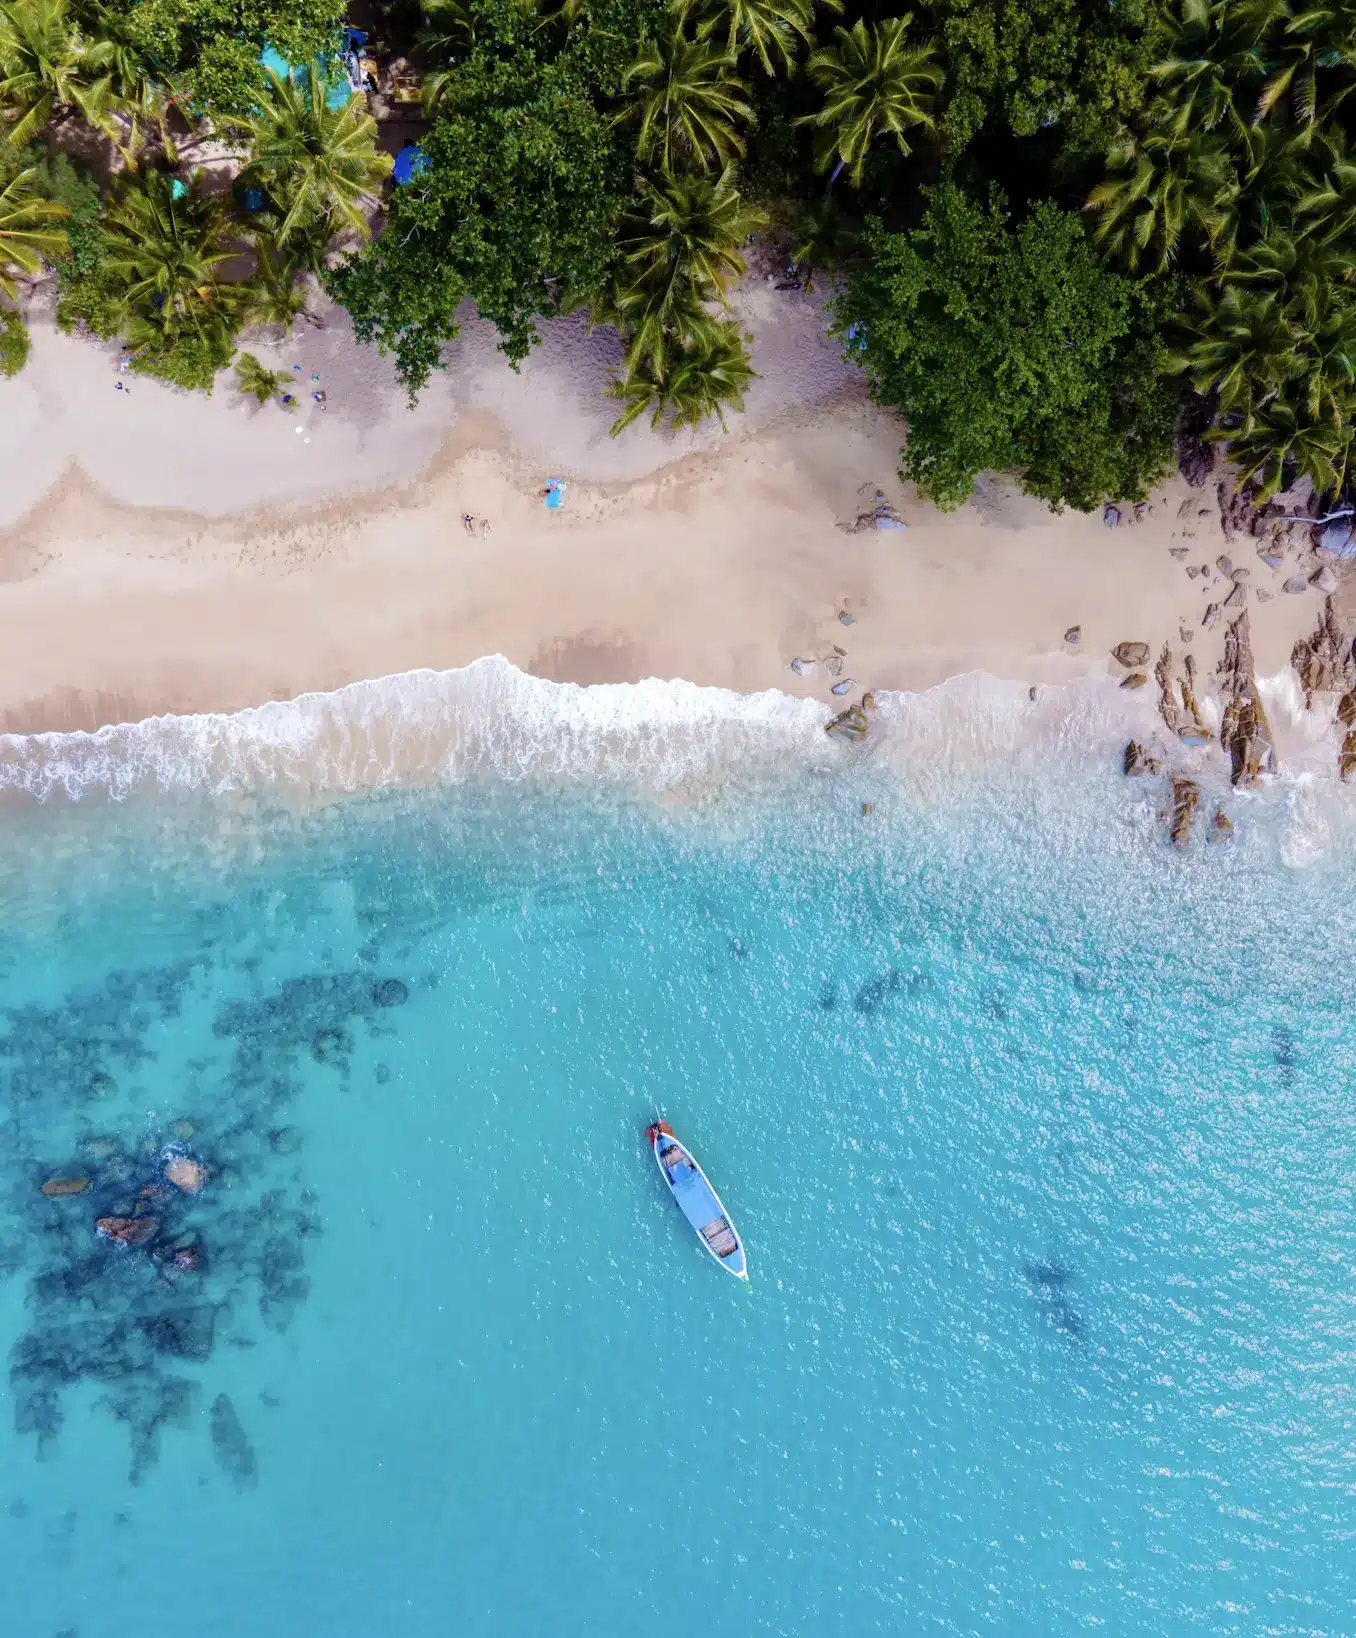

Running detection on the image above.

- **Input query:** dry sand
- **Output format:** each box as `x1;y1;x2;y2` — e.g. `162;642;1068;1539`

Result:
0;281;1338;738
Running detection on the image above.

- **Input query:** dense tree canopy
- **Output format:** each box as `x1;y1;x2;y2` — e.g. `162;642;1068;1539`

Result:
327;49;628;394
118;0;345;117
839;184;1178;510
3;0;1356;505
924;0;1152;152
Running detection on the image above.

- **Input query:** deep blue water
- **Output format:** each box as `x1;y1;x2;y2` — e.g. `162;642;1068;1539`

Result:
1;677;1354;1638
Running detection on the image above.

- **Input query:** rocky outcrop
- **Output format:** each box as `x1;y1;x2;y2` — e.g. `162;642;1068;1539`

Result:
1291;597;1356;708
825;693;876;743
1219;611;1276;786
1154;646;1211;745
1169;777;1200;847
1123;741;1160;776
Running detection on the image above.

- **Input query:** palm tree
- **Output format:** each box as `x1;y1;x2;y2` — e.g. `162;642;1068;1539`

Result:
798;16;942;188
1149;0;1270;140
1229;225;1352;327
101;170;235;332
609;319;756;433
622;21;752;174
1291;124;1356;245
0;0;114;147
88;5;173;168
240;68;392;250
1258;0;1356;125
1294;284;1356;425
234;351;293;404
1086;124;1237;271
243;243;319;330
623;167;766;306
1214;393;1353;501
790;195;860;290
1166;284;1298;416
417;0;476;114
682;0;816;77
0;166;68;297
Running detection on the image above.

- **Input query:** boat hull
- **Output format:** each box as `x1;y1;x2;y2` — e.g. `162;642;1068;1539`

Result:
648;1128;748;1279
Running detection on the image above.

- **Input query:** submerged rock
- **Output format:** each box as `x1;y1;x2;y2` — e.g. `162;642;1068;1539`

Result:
210;1394;258;1491
40;1177;89;1199
371;978;408;1009
163;1154;206;1195
95;1216;159;1248
1209;808;1234;842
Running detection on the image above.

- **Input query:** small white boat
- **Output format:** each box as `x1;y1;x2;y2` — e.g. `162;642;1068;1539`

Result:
646;1121;748;1280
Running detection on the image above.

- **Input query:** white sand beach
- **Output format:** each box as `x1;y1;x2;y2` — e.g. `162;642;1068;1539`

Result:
0;281;1341;738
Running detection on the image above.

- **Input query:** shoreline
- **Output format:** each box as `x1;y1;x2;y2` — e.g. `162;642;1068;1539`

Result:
0;297;1347;771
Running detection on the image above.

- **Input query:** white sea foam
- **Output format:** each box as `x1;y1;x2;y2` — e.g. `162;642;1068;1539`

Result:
0;655;1350;816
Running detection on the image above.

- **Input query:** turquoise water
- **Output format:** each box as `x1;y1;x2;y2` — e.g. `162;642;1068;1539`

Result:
1;667;1354;1637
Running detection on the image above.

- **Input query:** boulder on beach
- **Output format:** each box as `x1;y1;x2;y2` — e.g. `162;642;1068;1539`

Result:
1111;642;1149;669
825;703;869;742
1120;672;1147;690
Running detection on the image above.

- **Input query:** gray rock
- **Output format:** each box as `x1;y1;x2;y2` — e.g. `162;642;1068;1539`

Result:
1310;565;1339;593
1203;603;1220;628
1284;576;1310;594
1231;567;1250;581
1103;505;1121;528
1064;625;1081;645
1169;546;1189;560
830;678;854;696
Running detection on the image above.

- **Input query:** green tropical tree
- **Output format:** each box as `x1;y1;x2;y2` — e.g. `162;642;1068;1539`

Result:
1149;0;1269;140
623;166;766;306
234;350;292;404
1257;0;1356;124
1228;225;1352;326
1291;123;1356;245
417;0;477;114
100;170;240;387
1213;395;1353;501
102;170;235;323
0;0;114;147
1086;122;1237;271
622;20;751;173
798;16;943;187
1166;284;1297;416
240;68;392;248
609;318;755;433
790;194;861;290
244;242;318;329
0;165;68;296
683;0;816;77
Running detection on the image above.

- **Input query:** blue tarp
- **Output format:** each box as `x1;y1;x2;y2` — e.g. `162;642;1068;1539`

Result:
393;143;430;185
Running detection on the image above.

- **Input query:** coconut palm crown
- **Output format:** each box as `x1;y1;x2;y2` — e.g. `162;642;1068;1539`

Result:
240;68;392;248
798;15;942;187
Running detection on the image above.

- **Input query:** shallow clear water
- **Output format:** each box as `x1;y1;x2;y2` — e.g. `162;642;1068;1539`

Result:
1;669;1354;1637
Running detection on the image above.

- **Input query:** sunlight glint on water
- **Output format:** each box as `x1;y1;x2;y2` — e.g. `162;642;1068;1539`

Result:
0;674;1353;1638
